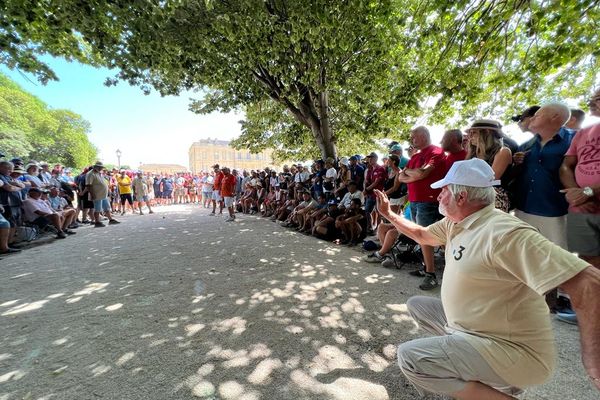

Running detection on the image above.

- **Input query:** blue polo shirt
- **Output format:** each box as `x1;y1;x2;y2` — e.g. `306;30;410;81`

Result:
514;130;571;217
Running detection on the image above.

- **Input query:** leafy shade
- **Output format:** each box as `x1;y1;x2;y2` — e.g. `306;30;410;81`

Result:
2;1;599;159
0;73;97;167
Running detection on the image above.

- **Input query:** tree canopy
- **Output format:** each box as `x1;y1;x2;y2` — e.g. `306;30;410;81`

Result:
0;73;97;167
2;0;599;160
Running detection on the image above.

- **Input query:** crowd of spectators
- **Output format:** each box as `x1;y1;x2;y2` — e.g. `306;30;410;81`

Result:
2;93;598;316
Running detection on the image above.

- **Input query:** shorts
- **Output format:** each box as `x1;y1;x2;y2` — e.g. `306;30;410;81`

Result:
567;212;600;256
162;190;173;199
135;195;150;203
154;190;162;198
202;191;212;198
120;193;134;205
389;197;404;206
223;196;234;208
175;187;186;196
0;213;10;229
78;195;94;210
212;191;222;201
93;198;111;213
410;201;442;227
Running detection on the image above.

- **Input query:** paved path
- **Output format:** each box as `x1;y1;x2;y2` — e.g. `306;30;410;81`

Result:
0;205;595;399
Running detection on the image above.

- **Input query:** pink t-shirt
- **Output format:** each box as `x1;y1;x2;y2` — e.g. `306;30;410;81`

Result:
565;123;600;214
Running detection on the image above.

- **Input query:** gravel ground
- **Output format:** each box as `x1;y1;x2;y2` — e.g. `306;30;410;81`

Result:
0;204;596;400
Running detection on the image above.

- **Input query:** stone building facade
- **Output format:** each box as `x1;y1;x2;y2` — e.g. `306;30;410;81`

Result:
188;139;275;173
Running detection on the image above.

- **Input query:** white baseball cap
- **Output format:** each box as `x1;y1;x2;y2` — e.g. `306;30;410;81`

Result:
431;158;500;189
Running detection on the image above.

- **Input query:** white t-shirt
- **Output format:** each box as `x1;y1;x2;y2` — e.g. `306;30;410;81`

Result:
294;171;310;183
340;190;364;208
23;198;55;222
324;167;337;192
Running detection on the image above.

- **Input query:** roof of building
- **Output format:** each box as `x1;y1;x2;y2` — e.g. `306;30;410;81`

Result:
190;139;231;147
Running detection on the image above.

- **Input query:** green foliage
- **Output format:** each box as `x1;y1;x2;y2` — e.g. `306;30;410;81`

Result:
0;73;97;167
2;1;599;158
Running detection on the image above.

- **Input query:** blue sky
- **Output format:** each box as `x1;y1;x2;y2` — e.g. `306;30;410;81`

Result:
2;57;243;168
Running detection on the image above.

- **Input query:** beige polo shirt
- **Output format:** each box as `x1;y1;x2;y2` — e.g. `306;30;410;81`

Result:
427;204;589;388
85;170;108;200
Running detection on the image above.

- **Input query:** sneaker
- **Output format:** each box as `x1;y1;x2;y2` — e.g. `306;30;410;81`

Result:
225;216;234;222
56;231;67;239
65;230;76;235
363;252;385;263
108;219;121;225
381;257;397;269
409;268;426;277
209;213;216;217
94;222;106;228
419;274;439;291
556;311;578;325
149;210;154;214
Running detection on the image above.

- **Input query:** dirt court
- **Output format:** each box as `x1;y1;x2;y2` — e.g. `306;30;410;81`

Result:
0;205;595;400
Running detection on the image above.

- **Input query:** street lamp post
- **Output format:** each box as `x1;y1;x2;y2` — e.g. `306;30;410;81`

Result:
116;149;122;169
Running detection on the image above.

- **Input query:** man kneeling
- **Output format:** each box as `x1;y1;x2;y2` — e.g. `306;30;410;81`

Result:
375;158;599;399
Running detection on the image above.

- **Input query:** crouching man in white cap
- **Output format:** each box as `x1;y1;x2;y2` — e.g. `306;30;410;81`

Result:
374;158;599;399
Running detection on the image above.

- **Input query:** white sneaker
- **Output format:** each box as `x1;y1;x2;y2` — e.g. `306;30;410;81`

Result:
363;251;385;263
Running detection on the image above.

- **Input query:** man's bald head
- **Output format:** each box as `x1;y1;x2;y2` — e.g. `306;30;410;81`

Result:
528;102;571;135
410;126;431;150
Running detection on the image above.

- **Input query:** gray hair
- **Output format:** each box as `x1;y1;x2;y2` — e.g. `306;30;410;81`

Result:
0;161;13;169
447;184;495;206
542;102;571;126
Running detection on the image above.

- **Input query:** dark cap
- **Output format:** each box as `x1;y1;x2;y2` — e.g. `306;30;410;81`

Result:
366;152;378;159
10;158;23;164
511;106;540;122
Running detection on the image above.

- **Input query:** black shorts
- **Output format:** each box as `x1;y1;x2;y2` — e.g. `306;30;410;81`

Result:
78;196;94;209
120;193;134;204
32;216;51;229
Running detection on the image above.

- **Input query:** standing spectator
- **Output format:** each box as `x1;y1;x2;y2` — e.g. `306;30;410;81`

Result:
513;103;572;246
39;162;52;185
363;152;387;233
132;172;154;215
312;160;327;199
85;162;120;227
153;175;163;205
0;161;25;248
389;144;409;168
513;103;572;312
220;167;237;222
348;156;365;189
441;129;467;170
558;89;600;324
566;108;585;131
76;167;94;223
323;157;337;200
116;170;134;215
211;164;224;216
383;154;405;213
162;175;174;205
465;120;513;212
397;126;446;290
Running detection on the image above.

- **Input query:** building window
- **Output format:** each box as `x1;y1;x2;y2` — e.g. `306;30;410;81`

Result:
237;152;242;160
246;152;251;160
214;152;219;160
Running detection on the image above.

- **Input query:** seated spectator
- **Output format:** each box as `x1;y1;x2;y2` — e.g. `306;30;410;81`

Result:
313;199;344;240
22;188;75;239
47;187;78;229
281;191;315;228
363;221;399;267
323;158;337;199
299;193;328;233
24;163;44;191
335;198;366;246
262;186;277;217
334;159;351;200
339;181;364;210
294;191;319;229
465;119;513;212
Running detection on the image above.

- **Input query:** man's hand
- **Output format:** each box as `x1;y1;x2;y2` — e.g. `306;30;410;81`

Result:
561;187;592;207
374;189;391;217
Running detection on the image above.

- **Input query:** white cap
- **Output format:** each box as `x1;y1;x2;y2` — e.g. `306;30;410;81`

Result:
431;158;500;189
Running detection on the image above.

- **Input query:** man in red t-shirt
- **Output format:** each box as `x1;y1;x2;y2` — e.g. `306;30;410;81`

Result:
220;167;237;222
211;164;224;216
441;129;467;171
398;126;447;290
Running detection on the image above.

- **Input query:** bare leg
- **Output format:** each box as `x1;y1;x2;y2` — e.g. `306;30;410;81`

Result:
423;245;435;274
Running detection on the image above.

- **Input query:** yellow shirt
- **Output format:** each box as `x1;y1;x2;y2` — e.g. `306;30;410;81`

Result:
426;204;588;388
116;175;132;195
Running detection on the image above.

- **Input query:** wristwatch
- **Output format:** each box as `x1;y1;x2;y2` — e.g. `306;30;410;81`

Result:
582;186;594;197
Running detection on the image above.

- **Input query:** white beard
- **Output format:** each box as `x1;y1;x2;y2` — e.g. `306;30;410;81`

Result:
438;204;448;217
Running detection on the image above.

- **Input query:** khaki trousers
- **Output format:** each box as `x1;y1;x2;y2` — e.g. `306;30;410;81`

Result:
397;296;523;396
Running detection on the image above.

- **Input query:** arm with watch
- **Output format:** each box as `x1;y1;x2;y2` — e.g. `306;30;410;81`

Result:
560;155;599;211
